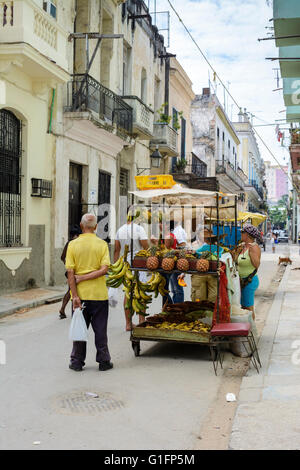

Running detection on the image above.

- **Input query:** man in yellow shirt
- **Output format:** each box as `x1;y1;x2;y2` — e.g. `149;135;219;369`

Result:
66;213;112;372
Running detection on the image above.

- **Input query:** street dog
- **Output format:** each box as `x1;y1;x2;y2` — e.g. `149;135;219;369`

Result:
278;257;292;265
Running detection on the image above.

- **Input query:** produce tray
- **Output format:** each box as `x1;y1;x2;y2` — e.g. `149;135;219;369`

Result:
132;257;147;268
131;267;218;276
131;322;211;344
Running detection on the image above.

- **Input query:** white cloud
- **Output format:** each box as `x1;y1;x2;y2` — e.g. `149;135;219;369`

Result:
153;0;290;166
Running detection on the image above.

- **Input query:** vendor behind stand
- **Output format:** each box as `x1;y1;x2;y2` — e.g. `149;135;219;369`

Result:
114;209;149;331
237;224;262;321
191;229;219;304
151;220;178;306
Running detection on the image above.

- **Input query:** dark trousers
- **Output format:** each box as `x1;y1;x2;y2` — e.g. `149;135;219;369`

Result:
169;273;184;304
70;300;111;367
162;274;172;307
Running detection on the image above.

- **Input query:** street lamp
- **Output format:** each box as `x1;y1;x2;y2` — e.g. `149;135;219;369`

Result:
150;146;163;168
137;146;163;175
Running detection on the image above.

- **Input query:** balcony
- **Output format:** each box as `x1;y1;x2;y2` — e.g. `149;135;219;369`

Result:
292;171;300;191
122;96;154;139
244;179;264;201
172;154;207;177
215;159;244;191
171;154;219;191
273;0;300;47
289;142;300;172
0;0;69;83
150;123;178;157
237;166;248;183
65;74;133;138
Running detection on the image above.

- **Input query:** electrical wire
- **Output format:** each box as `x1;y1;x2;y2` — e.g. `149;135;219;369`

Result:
166;0;298;192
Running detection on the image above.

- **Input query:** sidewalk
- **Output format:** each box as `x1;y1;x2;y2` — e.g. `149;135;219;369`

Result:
0;285;66;319
230;244;300;450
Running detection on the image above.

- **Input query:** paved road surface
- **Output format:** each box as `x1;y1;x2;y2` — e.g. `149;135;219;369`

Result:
0;242;289;450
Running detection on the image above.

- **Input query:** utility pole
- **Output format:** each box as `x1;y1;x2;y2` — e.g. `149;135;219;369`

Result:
159;52;176;117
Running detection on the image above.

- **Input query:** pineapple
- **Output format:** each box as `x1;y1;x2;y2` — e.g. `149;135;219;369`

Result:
146;246;160;270
196;258;209;272
176;251;189;272
161;251;176;271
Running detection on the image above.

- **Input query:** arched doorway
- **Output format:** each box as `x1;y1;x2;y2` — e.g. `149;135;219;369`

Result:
0;109;22;247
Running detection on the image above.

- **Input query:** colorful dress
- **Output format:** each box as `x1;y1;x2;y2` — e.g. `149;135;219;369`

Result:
237;249;259;307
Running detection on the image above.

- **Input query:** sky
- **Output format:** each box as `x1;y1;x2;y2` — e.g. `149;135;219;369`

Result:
148;0;289;167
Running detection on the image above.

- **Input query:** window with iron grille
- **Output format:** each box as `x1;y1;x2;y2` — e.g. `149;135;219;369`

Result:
120;168;129;197
0;110;22;247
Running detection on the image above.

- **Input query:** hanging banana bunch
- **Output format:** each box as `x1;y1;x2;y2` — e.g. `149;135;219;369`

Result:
106;245;170;317
106;244;131;288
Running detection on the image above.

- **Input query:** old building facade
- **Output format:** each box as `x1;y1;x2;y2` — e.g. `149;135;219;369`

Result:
190;89;247;210
0;0;176;291
0;0;74;293
232;109;266;214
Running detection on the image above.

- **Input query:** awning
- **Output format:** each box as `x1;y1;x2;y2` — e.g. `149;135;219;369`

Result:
207;211;267;227
129;184;235;199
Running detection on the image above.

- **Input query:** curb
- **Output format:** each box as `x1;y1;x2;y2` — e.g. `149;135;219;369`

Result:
0;293;64;319
229;264;291;449
240;263;291;389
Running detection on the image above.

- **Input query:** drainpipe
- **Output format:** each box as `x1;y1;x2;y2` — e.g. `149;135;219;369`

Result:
164;55;170;117
48;88;56;134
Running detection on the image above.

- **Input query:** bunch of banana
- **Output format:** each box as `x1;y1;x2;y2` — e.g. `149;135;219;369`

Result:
106;257;125;288
145;272;169;298
106;245;131;288
146;320;211;333
135;249;150;258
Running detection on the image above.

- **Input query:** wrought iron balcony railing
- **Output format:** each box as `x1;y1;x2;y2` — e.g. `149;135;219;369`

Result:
249;179;264;200
215;159;244;189
65;74;133;135
191;155;207;177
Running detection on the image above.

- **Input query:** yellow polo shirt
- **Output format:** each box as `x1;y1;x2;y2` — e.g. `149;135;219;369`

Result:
65;233;110;301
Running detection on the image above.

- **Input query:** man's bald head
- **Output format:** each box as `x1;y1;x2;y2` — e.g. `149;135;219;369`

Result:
80;213;97;232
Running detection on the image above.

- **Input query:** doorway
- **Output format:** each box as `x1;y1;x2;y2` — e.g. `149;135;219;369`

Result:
69;162;82;237
98;170;111;242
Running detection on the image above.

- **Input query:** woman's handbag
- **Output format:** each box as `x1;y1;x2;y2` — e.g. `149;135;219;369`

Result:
240;269;257;290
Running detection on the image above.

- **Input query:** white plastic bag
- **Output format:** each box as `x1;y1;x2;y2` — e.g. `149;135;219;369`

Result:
108;287;118;308
69;306;88;342
231;266;241;306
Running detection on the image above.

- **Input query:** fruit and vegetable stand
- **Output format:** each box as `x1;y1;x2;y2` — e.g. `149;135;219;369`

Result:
115;185;239;360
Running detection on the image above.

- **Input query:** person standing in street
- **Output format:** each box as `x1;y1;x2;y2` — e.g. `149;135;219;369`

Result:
59;225;81;319
114;210;149;331
271;232;276;253
170;221;187;303
237;224;262;321
66;214;112;372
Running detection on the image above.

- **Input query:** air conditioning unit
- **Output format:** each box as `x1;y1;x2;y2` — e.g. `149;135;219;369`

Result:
43;1;57;19
31;179;53;198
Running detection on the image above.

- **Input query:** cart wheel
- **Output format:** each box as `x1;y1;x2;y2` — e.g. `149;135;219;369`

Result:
132;341;140;357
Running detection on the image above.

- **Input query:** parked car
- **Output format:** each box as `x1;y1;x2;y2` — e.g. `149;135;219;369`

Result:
277;230;289;243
